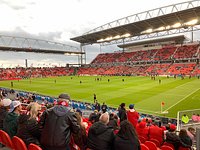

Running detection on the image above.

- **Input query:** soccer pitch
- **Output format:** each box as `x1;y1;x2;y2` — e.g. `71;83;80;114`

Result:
1;76;200;118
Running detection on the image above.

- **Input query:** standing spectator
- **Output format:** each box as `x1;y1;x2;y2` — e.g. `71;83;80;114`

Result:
136;121;149;141
87;112;114;150
39;93;80;150
72;112;87;150
17;102;41;146
127;104;139;128
118;103;127;122
3;100;22;137
113;120;140;150
149;120;164;145
0;98;12;130
101;102;108;113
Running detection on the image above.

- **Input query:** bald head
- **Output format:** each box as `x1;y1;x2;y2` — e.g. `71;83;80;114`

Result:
99;112;109;125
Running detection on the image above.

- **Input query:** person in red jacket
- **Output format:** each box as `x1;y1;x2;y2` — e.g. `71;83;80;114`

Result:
127;104;139;128
149;120;164;145
136;121;149;141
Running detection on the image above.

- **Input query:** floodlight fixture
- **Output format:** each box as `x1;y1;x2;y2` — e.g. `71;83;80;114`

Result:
122;33;131;37
105;37;113;41
146;29;153;33
113;35;121;39
185;19;198;26
172;22;181;28
166;25;171;30
156;26;165;31
97;39;104;42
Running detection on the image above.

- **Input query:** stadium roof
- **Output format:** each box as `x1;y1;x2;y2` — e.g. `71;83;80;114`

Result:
0;46;85;55
71;0;200;45
0;35;84;55
118;35;187;48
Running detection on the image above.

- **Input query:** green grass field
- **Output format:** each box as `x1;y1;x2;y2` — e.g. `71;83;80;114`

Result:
1;76;200;118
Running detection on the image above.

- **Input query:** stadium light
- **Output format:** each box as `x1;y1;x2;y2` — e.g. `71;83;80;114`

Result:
105;37;113;41
156;26;165;31
113;35;121;39
122;33;131;38
146;28;153;33
97;39;104;42
166;25;171;30
185;19;198;26
172;22;181;28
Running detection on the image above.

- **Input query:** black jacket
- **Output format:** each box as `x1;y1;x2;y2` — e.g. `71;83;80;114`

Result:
0;107;8;130
39;105;80;150
114;134;141;150
87;121;114;150
17;114;40;146
118;108;127;122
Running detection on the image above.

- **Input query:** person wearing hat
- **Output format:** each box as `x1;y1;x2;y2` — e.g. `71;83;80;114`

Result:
39;93;80;150
127;104;139;128
0;98;12;130
3;100;22;137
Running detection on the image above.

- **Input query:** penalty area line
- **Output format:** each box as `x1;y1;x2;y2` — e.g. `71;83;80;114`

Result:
164;88;200;112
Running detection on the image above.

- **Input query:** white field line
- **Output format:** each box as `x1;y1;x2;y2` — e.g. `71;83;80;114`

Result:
164;87;200;112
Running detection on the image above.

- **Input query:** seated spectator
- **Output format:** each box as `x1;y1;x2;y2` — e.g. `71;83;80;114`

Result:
136;121;149;141
165;124;180;150
191;114;198;122
3;100;22;137
114;120;140;150
39;93;80;150
17;102;41;146
87;112;114;150
127;104;139;128
182;114;189;124
108;113;119;131
0;98;12;130
187;127;196;144
101;102;108;113
179;129;192;149
88;110;100;124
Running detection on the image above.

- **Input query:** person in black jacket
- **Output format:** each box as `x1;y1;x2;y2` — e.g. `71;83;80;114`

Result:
0;98;12;130
39;93;80;150
113;120;140;150
118;103;127;122
87;112;114;150
179;129;192;149
17;102;41;147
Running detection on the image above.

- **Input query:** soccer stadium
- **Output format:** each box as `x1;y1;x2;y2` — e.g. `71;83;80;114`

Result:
0;1;200;150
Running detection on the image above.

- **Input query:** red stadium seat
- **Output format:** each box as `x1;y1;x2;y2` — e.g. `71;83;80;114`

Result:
161;146;174;150
141;143;150;150
12;136;28;150
150;138;161;147
162;142;175;150
0;130;14;149
28;143;42;150
145;141;160;150
139;136;147;144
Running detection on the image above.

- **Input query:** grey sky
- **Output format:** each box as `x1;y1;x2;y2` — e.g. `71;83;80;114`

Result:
0;0;194;67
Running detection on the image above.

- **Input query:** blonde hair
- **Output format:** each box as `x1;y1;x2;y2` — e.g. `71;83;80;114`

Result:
27;102;41;119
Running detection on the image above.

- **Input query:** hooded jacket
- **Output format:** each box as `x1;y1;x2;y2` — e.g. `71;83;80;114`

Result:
87;121;114;150
3;112;19;137
39;105;80;150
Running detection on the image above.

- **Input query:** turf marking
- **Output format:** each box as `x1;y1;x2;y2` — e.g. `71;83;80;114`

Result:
164;88;200;112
